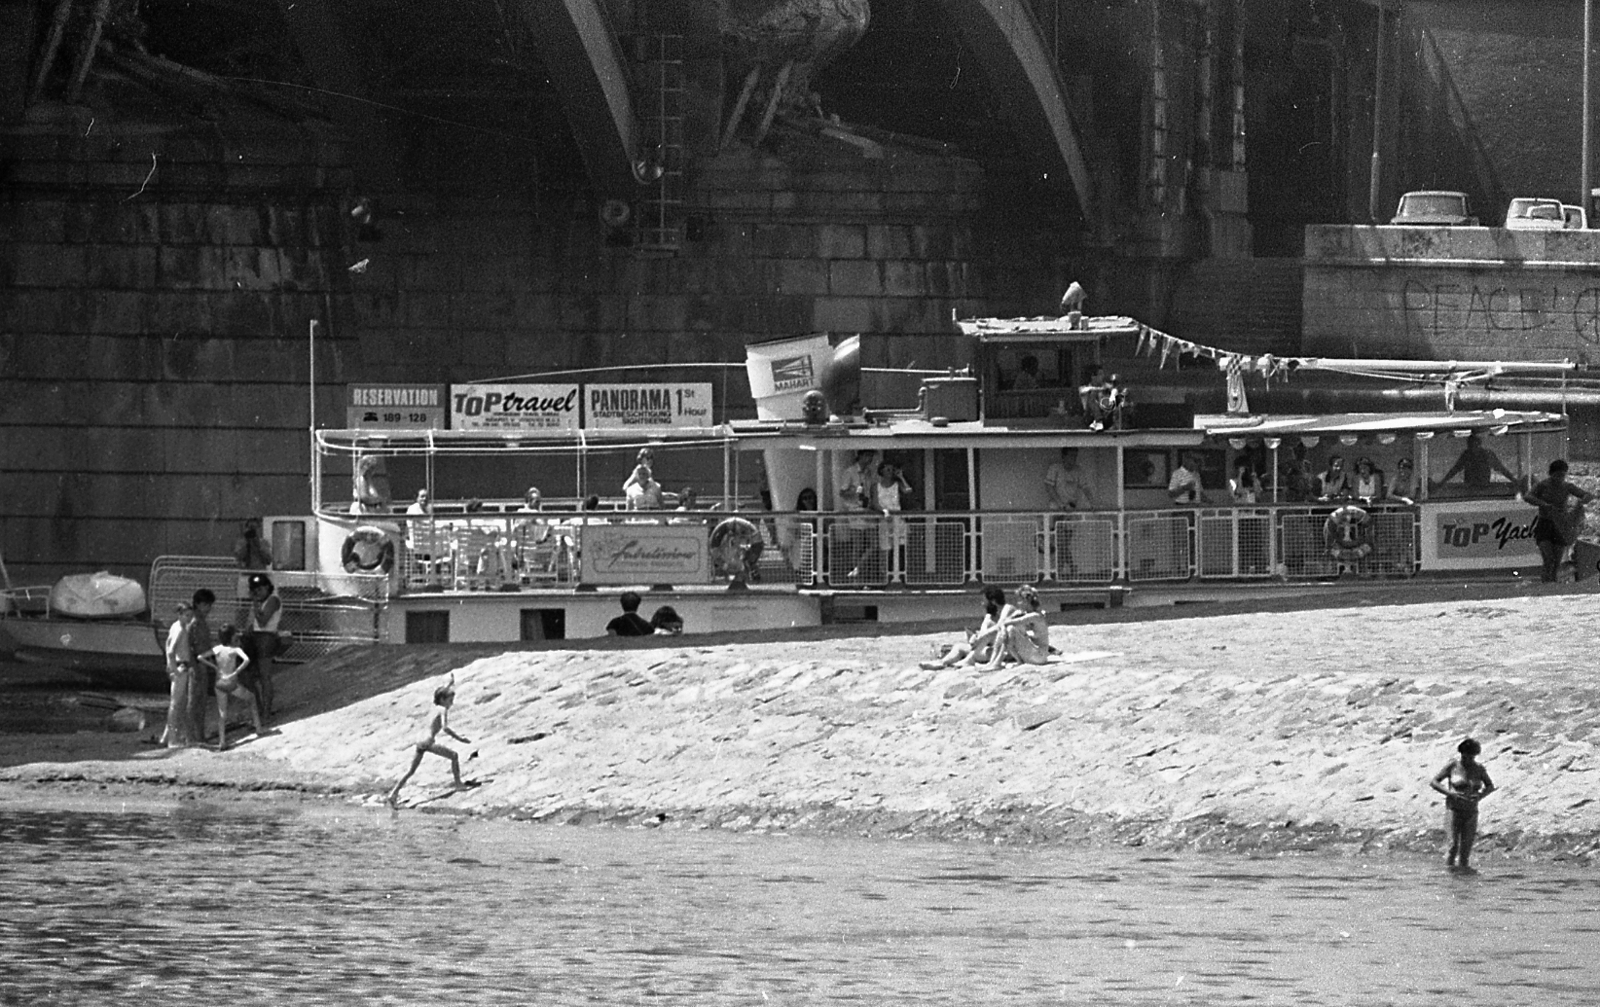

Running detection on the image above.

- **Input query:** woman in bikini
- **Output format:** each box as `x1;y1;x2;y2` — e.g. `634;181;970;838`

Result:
201;624;264;751
1429;736;1496;871
979;583;1052;670
921;586;1010;670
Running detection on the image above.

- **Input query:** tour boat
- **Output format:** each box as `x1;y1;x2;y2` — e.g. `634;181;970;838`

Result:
140;314;1579;649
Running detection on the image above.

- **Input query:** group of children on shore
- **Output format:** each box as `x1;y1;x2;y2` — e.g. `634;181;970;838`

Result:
162;576;280;751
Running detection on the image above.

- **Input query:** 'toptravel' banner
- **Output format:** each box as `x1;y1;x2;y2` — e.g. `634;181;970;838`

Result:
450;383;580;432
586;383;713;429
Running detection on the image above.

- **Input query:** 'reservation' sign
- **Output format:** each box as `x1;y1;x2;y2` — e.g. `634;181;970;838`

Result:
346;384;447;429
586;383;713;429
450;383;580;432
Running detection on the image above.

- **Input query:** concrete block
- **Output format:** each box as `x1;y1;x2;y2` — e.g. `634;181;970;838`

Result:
752;224;814;258
405;293;451;330
866;224;913;260
158;244;227;289
455;329;508;368
626;294;686;334
79;290;145;335
770;259;829;296
10;242;88;287
0;289;72;334
811;296;876;333
212;294;277;338
2;199;66;242
276;247;329;291
80;245;155;289
829;259;881;297
881;260;927;298
452;291;517;331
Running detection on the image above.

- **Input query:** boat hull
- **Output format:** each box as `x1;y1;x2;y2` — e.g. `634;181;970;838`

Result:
0;616;167;691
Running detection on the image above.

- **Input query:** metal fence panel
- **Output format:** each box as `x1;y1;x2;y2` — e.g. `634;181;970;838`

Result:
1051;516;1116;583
1125;511;1194;581
905;518;969;586
1197;508;1275;579
980;516;1042;584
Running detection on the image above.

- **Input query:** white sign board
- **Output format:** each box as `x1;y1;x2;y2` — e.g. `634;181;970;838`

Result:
450;384;580;432
586;383;713;429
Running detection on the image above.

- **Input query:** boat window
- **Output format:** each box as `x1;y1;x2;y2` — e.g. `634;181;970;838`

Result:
520;609;565;641
405;610;450;643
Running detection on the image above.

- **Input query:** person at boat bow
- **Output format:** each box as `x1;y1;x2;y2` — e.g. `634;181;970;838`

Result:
1523;458;1593;583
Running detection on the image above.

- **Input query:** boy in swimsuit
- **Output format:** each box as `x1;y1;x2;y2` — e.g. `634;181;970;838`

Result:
1429;736;1496;871
387;680;471;806
200;623;264;751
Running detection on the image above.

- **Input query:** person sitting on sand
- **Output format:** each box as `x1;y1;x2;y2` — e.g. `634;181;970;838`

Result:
387;679;471;806
920;586;1010;670
979;583;1052;670
1429;736;1495;872
200;624;264;752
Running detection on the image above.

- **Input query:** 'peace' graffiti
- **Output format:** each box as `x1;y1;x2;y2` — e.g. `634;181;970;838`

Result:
1401;280;1600;345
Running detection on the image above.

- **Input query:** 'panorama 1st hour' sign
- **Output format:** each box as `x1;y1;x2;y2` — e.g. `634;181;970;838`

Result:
586;383;713;429
450;383;580;432
580;524;710;584
346;384;447;430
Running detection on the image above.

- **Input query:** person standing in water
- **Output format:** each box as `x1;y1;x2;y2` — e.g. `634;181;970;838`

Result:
387;679;471;806
1429;737;1496;871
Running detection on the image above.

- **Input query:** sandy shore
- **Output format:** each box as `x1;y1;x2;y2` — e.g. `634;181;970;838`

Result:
3;582;1598;862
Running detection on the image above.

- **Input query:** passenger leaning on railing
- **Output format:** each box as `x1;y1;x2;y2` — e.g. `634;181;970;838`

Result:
1352;457;1386;504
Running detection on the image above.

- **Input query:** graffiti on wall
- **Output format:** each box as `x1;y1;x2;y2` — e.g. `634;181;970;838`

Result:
1400;280;1600;347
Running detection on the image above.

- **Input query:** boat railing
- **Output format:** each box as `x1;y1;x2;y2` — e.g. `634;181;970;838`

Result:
149;557;385;663
0;583;55;616
380;502;1421;594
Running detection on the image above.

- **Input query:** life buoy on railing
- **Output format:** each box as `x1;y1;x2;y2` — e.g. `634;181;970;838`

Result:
342;525;396;573
1323;504;1373;563
709;516;764;582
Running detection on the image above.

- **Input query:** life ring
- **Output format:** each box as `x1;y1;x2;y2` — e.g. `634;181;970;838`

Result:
600;198;632;228
710;517;764;580
342;525;396;573
1323;504;1372;562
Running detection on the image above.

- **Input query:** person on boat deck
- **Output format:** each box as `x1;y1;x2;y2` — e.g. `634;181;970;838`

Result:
650;605;684;635
1283;457;1321;502
1524;459;1594;583
1011;354;1041;391
1429;736;1495;872
1078;365;1120;431
232;517;272;570
1386;458;1418;504
623;449;664;510
920;586;1011;670
1167;453;1203;505
979;583;1052;670
606;591;655;637
837;449;881;579
1045;447;1095;512
1432;431;1517;492
1351;457;1386;503
350;454;393;514
162;602;197;749
1317;454;1351;501
1229;460;1263;504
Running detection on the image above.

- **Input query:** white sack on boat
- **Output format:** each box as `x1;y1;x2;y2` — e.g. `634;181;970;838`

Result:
49;572;147;618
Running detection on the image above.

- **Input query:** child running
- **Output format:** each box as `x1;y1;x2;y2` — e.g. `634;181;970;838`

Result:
200;623;264;751
387;678;471;806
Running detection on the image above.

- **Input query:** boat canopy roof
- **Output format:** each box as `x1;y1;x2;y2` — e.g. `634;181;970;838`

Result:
729;417;1206;451
315;425;737;458
1196;408;1567;438
955;314;1142;345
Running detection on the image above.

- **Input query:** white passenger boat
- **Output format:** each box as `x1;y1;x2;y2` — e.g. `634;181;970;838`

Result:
145;315;1579;647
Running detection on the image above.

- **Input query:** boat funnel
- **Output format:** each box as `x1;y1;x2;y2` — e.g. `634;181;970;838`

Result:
745;333;860;420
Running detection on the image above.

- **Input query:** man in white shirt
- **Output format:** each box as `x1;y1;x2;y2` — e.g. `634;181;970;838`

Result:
1168;453;1203;505
1044;447;1095;511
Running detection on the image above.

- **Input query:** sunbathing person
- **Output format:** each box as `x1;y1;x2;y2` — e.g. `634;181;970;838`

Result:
979;584;1052;670
921;586;1009;670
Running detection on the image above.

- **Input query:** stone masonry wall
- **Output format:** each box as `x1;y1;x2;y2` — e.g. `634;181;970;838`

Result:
1303;224;1600;363
0;121;353;585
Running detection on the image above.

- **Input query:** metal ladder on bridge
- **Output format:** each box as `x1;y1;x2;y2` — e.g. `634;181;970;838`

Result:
635;33;685;254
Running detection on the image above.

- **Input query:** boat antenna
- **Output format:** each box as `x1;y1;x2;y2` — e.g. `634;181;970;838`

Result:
471;362;745;383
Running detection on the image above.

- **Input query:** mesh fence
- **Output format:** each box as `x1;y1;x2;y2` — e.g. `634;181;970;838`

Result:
980;516;1042;584
1051;516;1116;583
1124;511;1194;581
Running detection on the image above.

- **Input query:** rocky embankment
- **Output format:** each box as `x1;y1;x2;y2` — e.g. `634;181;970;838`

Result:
3;588;1598;862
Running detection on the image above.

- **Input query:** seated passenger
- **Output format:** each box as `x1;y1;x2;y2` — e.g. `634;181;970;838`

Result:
1229;460;1263;504
978;584;1052;670
1351;457;1386;503
1387;458;1418;504
1078;365;1124;432
1318;455;1351;501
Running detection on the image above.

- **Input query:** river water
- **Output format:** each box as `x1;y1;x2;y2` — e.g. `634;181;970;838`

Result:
0;801;1595;1006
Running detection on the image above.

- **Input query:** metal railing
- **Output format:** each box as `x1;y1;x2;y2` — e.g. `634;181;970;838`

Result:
149;557;384;663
